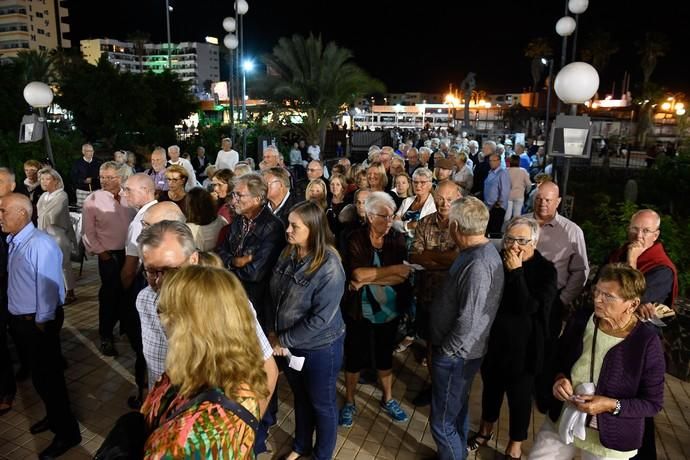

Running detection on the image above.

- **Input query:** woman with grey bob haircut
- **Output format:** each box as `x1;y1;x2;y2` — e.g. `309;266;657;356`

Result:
364;191;396;215
448;196;489;236
503;216;540;245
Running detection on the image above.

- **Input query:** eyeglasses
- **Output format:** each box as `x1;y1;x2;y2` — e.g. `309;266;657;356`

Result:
370;212;394;221
166;176;183;182
592;287;625;303
628;226;659;236
504;236;532;246
231;192;253;199
413;180;431;186
99;176;118;182
143;266;180;280
267;180;282;187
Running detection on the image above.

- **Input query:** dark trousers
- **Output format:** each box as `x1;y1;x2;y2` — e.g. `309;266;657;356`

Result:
284;336;344;460
632;416;657;459
97;250;125;341
253;390;278;455
9;315;79;439
121;272;147;391
535;296;564;414
487;206;506;236
0;314;16;404
480;366;534;441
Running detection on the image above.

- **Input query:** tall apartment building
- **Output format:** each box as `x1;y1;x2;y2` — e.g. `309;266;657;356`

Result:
80;38;220;95
0;0;70;59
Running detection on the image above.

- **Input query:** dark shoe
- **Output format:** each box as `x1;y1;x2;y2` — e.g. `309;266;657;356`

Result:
127;394;143;410
39;433;82;459
0;403;11;416
15;366;30;381
467;431;494;452
100;340;118;357
30;416;51;434
413;387;432;407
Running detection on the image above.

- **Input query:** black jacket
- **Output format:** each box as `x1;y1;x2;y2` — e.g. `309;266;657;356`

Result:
217;206;285;331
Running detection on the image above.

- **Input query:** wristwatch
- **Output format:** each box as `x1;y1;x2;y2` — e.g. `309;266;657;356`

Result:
612;399;622;416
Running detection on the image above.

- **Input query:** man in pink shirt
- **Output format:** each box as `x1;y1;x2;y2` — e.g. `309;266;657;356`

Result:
81;161;135;357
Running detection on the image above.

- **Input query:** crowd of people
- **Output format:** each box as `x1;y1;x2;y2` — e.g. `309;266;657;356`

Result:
0;132;678;459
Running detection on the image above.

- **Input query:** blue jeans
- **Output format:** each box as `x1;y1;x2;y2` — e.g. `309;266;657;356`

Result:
284;335;344;460
430;351;483;460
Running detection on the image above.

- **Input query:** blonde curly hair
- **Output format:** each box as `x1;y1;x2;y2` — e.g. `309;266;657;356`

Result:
158;265;268;401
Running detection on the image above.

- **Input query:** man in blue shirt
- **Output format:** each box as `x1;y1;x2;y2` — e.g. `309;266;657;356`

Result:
483;153;511;236
0;193;81;458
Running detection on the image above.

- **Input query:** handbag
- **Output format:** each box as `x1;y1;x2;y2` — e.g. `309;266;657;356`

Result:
94;389;259;460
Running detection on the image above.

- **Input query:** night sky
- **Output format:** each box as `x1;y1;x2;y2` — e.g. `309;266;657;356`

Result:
68;0;689;97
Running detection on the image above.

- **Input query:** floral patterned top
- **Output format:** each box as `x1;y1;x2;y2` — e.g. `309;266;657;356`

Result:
141;373;259;459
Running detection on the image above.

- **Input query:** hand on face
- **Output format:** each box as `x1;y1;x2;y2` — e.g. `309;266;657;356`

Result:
503;245;523;270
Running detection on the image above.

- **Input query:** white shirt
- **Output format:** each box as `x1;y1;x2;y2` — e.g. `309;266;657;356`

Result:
125;200;157;257
216;149;240;171
307;145;321;161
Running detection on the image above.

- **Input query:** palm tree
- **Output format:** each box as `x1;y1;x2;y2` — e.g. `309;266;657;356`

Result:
13;49;55;84
524;38;553;135
581;30;619;75
637;32;669;93
255;34;385;147
635;33;669;146
127;31;150;73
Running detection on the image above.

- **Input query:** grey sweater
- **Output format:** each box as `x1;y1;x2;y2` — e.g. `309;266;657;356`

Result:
430;241;504;359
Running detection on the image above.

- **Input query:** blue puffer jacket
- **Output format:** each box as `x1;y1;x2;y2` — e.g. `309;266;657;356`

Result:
269;247;346;350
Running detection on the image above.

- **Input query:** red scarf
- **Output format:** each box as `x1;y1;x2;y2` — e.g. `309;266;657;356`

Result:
609;241;678;307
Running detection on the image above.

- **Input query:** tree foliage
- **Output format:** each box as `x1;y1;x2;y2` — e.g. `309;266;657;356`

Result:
56;55;197;149
581;30;619;75
254;34;385;144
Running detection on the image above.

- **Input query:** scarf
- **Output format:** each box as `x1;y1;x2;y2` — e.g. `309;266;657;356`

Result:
609;241;678;307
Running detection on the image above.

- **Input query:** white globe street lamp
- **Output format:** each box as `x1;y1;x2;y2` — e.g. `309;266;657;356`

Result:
222;17;236;33
568;0;589;14
554;62;599;105
23;81;55;165
555;16;576;36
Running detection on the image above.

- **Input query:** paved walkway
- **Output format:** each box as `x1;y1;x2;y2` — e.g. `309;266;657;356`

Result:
1;258;688;459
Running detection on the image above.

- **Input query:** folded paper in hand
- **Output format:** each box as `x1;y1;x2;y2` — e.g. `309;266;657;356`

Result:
403;260;425;271
285;349;305;371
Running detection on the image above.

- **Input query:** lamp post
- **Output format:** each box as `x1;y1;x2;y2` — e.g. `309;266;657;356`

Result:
541;57;554;159
555;15;576;117
23;82;55;166
234;0;249;159
553;61;599;200
567;0;589;62
222;17;238;131
165;0;172;69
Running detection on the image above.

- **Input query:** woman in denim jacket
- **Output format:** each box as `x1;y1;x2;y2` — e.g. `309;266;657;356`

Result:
269;201;346;460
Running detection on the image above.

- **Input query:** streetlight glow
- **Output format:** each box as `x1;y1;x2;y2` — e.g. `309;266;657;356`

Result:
242;59;254;72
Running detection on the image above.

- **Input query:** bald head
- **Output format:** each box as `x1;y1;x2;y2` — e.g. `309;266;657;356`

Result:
143;201;186;227
0;168;16;197
124;173;156;209
0;193;32;234
534;181;561;222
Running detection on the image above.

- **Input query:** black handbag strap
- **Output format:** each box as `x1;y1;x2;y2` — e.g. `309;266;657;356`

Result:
590;317;599;384
167;389;260;433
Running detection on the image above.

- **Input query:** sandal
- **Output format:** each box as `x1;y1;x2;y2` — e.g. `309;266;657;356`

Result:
394;336;415;353
467;431;494;451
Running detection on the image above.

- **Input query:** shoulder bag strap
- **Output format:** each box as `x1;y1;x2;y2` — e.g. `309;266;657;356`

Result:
167;389;260;433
